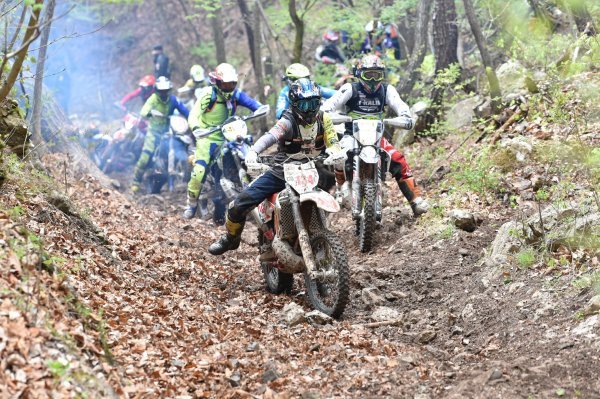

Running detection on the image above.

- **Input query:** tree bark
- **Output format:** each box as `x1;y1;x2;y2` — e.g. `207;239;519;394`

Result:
211;3;226;64
399;0;433;97
252;0;268;134
428;0;459;123
462;0;502;114
31;0;56;152
288;0;304;63
237;0;257;70
0;0;43;101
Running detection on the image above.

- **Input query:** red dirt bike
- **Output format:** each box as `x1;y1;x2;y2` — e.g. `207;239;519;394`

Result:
101;112;147;174
249;154;350;318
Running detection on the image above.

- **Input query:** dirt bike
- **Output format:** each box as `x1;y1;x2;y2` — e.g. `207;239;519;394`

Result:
146;111;193;194
101;112;146;174
328;113;409;252
194;105;269;222
249;154;350;318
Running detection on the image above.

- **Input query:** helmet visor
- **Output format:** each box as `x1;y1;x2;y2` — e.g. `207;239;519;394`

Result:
360;69;384;81
295;98;321;113
217;80;237;93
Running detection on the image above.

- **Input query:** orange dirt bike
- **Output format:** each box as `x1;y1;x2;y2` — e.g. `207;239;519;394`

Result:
249;154;350;318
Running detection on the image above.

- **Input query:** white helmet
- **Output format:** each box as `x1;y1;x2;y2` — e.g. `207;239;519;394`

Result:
190;64;205;83
155;76;173;91
209;63;238;99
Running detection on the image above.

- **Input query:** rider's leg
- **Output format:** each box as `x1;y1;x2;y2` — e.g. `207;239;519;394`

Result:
389;153;429;216
183;139;220;219
209;171;286;255
131;130;160;193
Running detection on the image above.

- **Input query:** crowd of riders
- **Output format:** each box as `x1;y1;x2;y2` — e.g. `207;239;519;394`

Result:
109;34;428;250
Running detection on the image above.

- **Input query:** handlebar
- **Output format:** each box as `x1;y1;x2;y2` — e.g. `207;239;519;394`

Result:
325;112;413;130
194;104;270;139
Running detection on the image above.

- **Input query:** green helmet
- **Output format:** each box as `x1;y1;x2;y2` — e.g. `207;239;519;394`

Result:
285;63;310;80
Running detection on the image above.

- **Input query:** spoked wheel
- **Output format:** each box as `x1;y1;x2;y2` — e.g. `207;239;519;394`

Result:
304;230;349;318
259;232;293;294
358;181;376;252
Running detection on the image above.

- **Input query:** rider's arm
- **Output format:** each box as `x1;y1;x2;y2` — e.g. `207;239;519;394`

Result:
321;83;353;113
385;85;414;129
275;87;289;119
172;95;190;118
188;88;213;131
235;90;262;112
252;119;293;154
120;87;142;107
140;95;156;118
322;113;342;152
386;85;412;119
319;86;337;100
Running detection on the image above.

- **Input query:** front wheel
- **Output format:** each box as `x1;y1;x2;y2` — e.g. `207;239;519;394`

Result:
304;230;349;318
358;181;377;253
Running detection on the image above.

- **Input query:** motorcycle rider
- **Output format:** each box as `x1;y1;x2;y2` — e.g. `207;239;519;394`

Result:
276;63;336;119
131;76;189;194
117;75;155;111
315;31;346;65
322;54;429;216
183;63;264;221
177;64;208;100
208;78;346;256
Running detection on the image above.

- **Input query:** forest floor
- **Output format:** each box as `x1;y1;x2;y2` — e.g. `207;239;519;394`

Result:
2;114;599;398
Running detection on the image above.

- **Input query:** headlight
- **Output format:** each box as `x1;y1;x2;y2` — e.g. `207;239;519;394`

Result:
353;120;382;146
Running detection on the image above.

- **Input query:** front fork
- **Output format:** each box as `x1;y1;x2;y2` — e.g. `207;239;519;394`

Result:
350;150;383;221
288;186;326;280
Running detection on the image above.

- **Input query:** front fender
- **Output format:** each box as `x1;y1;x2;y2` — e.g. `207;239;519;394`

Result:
359;146;379;163
300;190;340;213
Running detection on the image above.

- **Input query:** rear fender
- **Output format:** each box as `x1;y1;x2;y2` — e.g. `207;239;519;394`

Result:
299;190;340;213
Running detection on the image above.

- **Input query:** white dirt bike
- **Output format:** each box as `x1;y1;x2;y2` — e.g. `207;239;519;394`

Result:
328;113;410;252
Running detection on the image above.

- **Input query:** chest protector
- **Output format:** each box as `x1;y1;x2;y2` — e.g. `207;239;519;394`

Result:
206;87;240;116
346;82;388;115
278;110;325;156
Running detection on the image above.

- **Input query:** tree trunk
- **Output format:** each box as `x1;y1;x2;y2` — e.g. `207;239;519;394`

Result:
237;0;257;70
399;0;433;97
0;0;43;102
252;0;268;134
562;0;597;35
428;0;459;123
288;0;304;63
462;0;502;114
211;3;226;64
31;0;56;153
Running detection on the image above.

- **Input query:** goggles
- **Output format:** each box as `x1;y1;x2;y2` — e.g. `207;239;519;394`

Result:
294;98;320;113
360;69;384;81
217;80;237;93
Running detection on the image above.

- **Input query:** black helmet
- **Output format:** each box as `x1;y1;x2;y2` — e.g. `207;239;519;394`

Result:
289;78;321;126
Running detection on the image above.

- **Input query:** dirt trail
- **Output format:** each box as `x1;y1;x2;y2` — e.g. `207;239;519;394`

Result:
7;153;597;398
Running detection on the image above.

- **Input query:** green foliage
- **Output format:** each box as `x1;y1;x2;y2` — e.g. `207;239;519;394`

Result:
47;360;70;379
438;223;455;240
445;147;502;196
516;247;536;268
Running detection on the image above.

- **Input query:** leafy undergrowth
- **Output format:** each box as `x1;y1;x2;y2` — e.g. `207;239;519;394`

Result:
0;155;119;397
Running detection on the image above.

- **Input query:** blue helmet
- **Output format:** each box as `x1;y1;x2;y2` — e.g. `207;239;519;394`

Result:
289;78;321;125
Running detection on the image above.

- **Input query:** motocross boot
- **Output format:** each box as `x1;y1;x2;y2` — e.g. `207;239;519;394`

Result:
131;180;142;195
208;213;245;255
397;177;429;216
183;195;198;219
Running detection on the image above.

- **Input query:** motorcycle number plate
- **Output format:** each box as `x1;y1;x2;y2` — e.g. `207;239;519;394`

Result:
283;163;319;194
222;119;248;142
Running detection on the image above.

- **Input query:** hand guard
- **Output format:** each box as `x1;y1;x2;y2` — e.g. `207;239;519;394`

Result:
324;148;347;166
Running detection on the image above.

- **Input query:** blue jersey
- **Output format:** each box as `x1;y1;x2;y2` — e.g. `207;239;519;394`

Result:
275;85;336;119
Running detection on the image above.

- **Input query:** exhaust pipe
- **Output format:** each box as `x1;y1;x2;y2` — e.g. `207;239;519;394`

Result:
272;236;305;273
